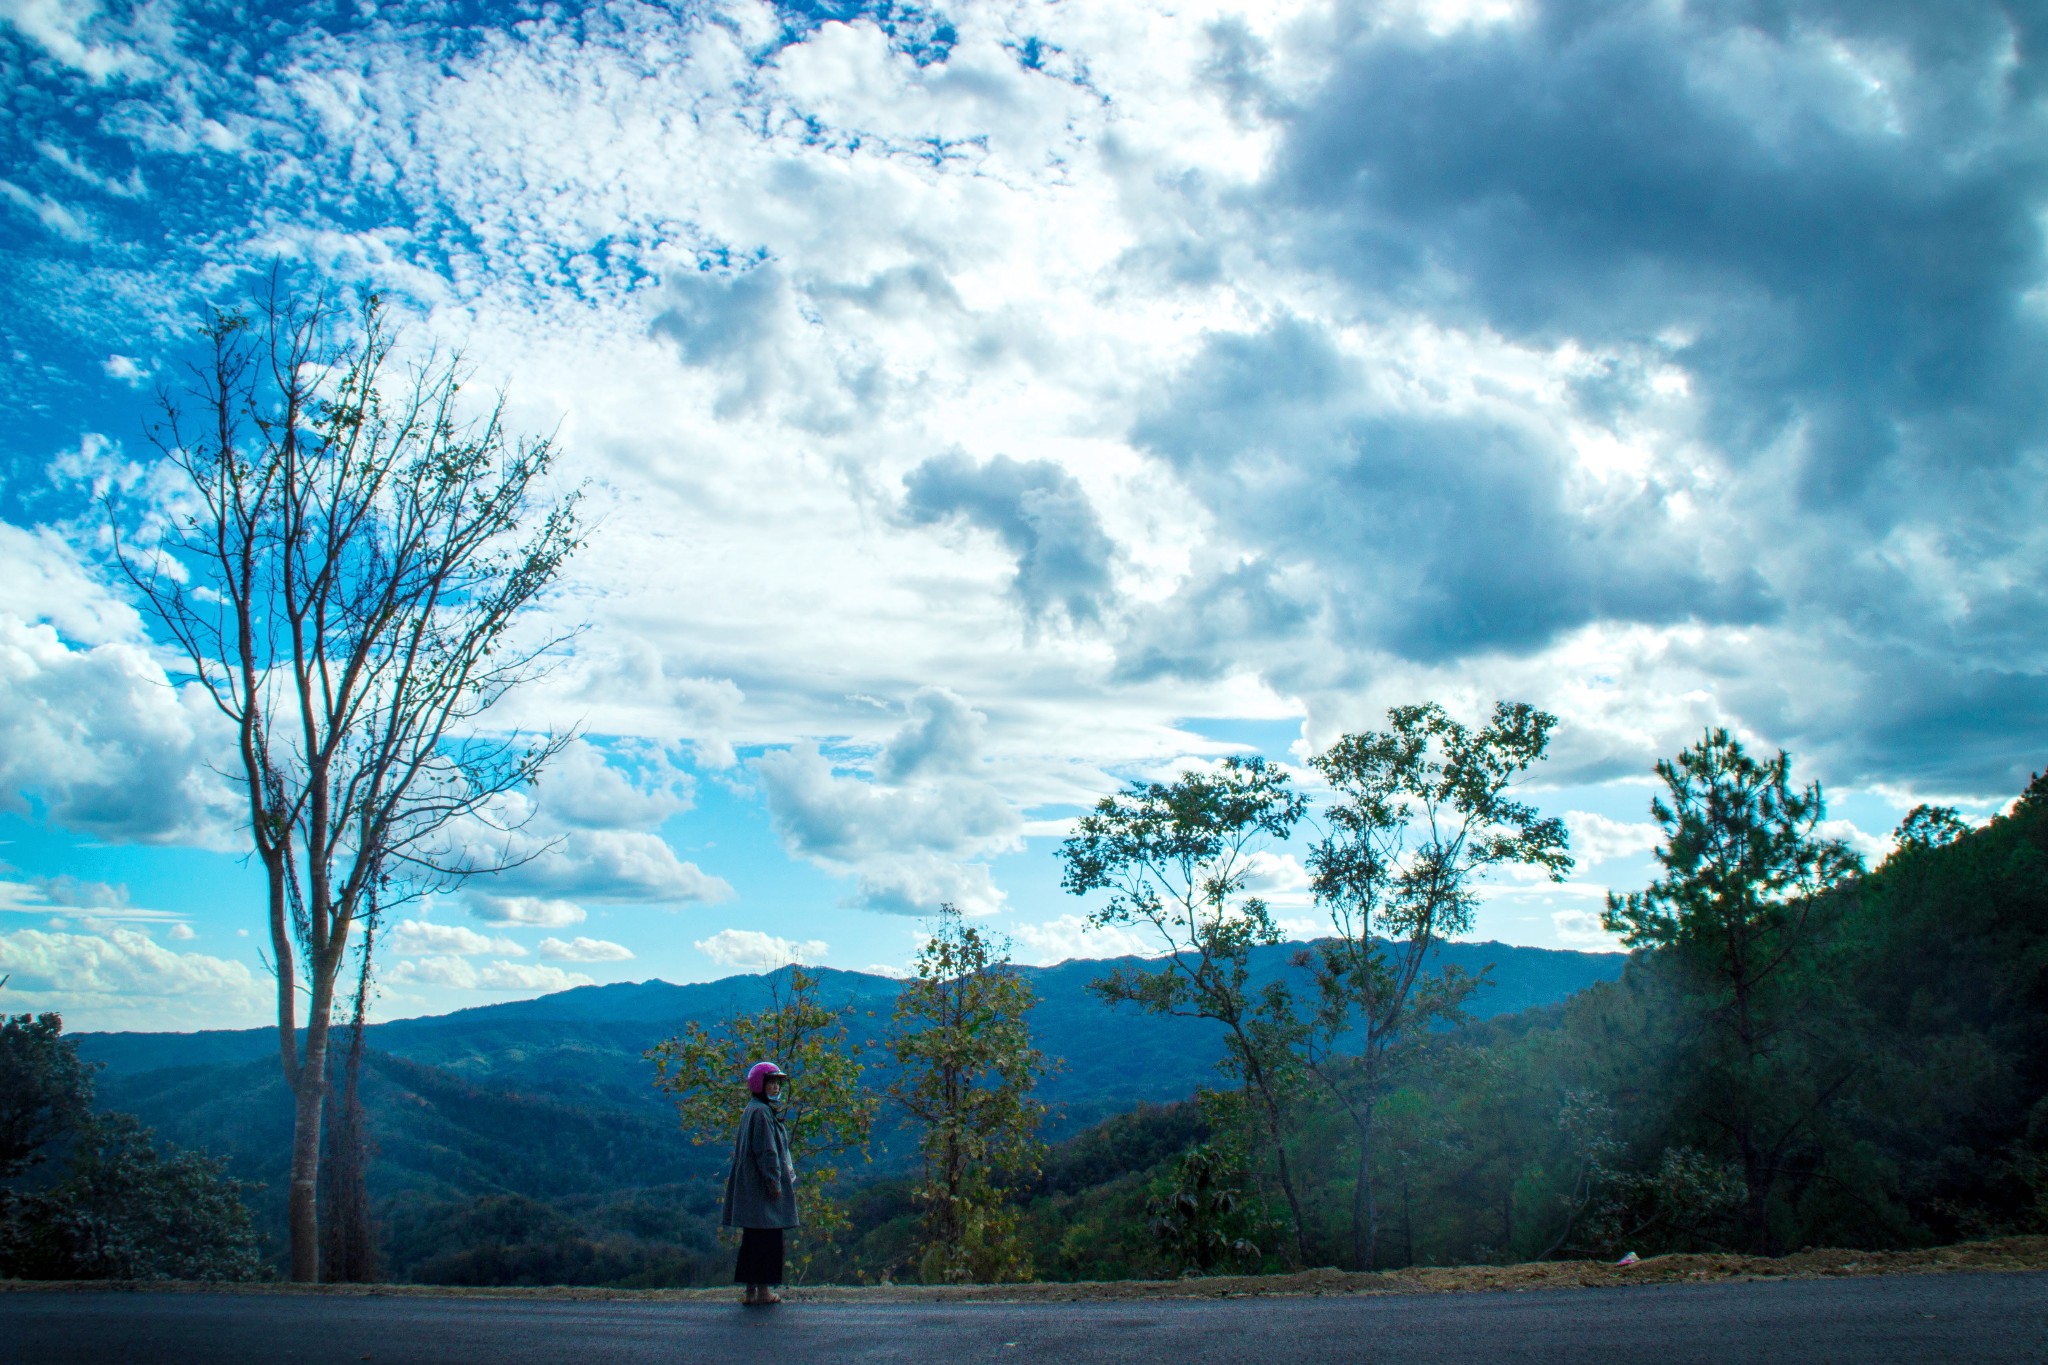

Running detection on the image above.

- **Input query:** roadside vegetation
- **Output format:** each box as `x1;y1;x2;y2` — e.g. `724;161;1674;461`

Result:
0;1011;266;1281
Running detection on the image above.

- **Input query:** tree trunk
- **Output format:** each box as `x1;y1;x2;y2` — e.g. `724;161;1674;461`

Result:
321;937;377;1284
287;1051;326;1283
1350;1105;1375;1272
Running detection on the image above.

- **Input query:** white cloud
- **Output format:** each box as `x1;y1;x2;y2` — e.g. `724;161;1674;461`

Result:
0;874;192;928
695;928;829;972
538;934;635;963
0;177;92;241
1551;908;1625;950
1240;849;1312;905
0;0;150;81
0;616;240;848
465;894;587;928
1564;811;1664;866
540;738;693;831
386;955;594;992
0;519;147;645
754;738;1021;916
101;353;146;384
0;0;2041;1032
1818;817;1890;864
0;925;265;1028
387;919;527;958
1009;913;1158;966
167;922;196;941
477;821;732;908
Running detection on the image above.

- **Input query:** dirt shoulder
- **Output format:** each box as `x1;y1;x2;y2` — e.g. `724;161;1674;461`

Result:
6;1236;2046;1303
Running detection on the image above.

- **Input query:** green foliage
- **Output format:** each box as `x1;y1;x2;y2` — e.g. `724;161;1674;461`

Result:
647;965;876;1269
1304;701;1571;1268
0;1013;94;1181
1059;754;1314;1262
889;908;1052;1284
1;1013;265;1282
1147;1143;1269;1276
381;1190;722;1288
1894;804;1968;852
1602;728;1863;1252
4;1112;267;1282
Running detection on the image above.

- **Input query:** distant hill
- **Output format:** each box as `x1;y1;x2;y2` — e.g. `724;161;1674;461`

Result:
75;938;1623;1273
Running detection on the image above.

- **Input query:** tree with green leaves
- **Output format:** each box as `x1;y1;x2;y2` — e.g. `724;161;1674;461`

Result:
115;279;584;1280
1147;1143;1270;1277
1602;728;1863;1252
1057;755;1313;1265
888;907;1052;1284
1;1012;265;1281
1304;701;1573;1270
647;964;875;1273
0;1012;94;1185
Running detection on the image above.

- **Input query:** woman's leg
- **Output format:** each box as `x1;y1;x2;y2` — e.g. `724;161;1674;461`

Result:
735;1227;785;1301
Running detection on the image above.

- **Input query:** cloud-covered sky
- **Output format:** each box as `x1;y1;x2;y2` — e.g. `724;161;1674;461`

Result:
3;0;2043;1029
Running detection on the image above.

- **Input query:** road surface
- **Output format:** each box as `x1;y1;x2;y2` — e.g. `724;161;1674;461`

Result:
3;1272;2043;1364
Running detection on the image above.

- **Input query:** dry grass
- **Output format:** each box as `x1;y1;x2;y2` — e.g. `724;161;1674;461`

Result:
6;1235;2046;1303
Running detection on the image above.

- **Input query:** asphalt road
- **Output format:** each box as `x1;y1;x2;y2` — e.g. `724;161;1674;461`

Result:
3;1273;2044;1365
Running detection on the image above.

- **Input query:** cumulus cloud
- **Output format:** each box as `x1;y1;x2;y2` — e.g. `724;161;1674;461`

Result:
1217;0;2048;790
465;894;587;928
878;687;986;783
1564;811;1663;867
0;924;265;1028
538;935;635;962
695;928;829;972
0;618;239;849
387;955;594;992
754;739;1020;916
1551;908;1624;951
755;742;1018;863
387;919;527;958
540;738;693;831
902;453;1118;626
1009;913;1158;966
431;740;729;918
477;826;732;908
1130;317;1771;666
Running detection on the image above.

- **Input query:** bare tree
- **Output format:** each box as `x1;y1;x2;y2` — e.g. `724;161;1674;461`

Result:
114;278;582;1281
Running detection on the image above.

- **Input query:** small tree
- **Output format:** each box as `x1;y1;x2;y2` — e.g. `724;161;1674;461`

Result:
1602;728;1862;1252
0;1013;93;1182
1057;755;1313;1264
0;1012;266;1281
1147;1143;1269;1277
115;278;583;1280
888;907;1052;1284
1304;701;1573;1270
648;964;875;1275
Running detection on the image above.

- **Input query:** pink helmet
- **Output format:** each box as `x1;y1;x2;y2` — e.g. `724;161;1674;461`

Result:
745;1060;787;1096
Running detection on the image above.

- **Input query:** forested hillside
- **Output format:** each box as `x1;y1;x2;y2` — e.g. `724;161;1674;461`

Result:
911;770;2046;1281
65;767;2046;1288
78;940;1621;1280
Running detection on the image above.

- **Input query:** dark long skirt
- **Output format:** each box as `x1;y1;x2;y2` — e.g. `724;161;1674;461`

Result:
734;1227;785;1286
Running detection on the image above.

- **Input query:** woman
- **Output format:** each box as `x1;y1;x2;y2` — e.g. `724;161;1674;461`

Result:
722;1059;798;1305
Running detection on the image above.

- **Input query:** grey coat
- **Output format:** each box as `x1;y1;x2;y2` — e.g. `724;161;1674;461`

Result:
721;1097;798;1230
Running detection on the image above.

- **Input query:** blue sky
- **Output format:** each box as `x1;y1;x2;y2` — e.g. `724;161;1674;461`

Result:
2;0;2043;1030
